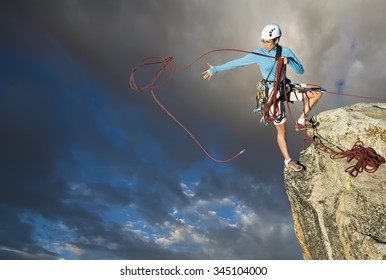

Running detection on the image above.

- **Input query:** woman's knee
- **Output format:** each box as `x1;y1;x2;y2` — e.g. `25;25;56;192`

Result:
312;90;323;99
275;123;286;135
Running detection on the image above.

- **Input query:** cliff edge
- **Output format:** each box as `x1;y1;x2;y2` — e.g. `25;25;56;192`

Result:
284;103;386;259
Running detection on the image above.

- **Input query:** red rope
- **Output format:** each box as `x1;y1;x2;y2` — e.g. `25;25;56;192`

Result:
304;130;385;177
331;140;385;177
324;91;386;102
129;50;264;163
150;89;245;163
130;48;385;165
268;60;385;177
262;57;287;124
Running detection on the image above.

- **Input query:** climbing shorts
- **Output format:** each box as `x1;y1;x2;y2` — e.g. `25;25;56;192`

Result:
288;83;307;102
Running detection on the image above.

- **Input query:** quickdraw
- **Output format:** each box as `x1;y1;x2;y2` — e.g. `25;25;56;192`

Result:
253;80;269;124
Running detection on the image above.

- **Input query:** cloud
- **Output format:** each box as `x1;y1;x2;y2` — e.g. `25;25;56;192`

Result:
1;0;386;260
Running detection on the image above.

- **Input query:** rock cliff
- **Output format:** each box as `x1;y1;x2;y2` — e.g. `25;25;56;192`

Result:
284;103;386;260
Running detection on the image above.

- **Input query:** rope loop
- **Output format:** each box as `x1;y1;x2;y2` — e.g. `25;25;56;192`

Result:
306;124;385;177
129;50;262;163
130;56;174;93
130;48;386;166
330;140;385;177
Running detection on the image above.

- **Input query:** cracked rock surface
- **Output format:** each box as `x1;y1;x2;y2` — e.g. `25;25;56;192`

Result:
285;103;386;259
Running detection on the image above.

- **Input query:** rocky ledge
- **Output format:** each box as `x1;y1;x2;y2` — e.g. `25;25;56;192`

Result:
284;103;386;260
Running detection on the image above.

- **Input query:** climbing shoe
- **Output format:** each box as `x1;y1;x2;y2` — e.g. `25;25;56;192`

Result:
286;160;305;172
295;121;313;131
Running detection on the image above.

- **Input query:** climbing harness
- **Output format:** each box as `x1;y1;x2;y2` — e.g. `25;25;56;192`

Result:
130;47;386;165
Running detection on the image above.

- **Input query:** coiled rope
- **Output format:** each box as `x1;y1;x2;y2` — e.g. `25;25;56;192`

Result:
331;140;385;177
305;121;385;177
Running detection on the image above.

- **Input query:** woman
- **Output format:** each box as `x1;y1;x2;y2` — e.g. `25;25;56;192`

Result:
202;23;322;172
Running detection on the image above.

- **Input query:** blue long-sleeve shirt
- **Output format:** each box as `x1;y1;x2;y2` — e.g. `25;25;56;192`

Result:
209;45;304;81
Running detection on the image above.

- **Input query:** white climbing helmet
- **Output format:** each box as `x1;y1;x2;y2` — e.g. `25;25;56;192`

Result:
261;23;282;40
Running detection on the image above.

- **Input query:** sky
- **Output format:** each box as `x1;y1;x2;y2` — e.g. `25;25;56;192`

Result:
1;0;386;260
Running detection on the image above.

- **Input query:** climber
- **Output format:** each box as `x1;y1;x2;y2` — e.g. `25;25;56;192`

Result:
202;23;323;171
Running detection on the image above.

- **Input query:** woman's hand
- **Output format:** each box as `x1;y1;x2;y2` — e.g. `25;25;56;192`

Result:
202;63;214;80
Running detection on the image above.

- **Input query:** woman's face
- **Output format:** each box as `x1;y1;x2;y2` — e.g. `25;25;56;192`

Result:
261;39;277;51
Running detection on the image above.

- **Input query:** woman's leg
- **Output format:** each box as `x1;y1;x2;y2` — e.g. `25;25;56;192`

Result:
275;123;290;161
276;122;304;171
299;90;323;119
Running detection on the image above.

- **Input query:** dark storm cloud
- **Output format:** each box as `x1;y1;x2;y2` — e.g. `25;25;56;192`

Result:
1;0;386;260
0;36;192;259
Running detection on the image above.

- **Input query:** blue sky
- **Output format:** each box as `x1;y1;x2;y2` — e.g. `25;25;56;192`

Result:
1;0;386;260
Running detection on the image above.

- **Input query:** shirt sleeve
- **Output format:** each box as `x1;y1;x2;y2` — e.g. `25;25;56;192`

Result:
284;48;304;74
209;53;259;75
